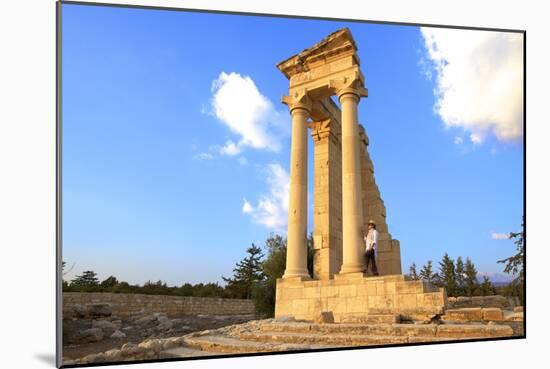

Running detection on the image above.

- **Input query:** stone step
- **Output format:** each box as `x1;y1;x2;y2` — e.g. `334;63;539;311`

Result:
255;322;514;339
436;324;514;338
237;331;410;346
340;314;400;324
257;322;434;336
182;335;324;354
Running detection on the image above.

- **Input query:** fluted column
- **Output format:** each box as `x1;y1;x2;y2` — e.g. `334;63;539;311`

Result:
283;100;311;279
338;87;365;274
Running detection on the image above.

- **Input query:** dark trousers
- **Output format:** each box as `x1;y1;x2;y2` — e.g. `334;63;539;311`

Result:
364;249;379;276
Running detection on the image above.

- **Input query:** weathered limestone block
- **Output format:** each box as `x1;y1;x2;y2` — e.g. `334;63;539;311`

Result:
504;311;524;322
443;308;483;322
482;308;504;321
436;324;513;338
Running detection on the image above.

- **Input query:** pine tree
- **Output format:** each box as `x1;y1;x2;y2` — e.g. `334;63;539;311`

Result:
455;256;466;296
71;270;99;287
223;244;266;299
497;218;525;304
409;263;419;280
419;261;438;284
464;257;479;297
437;253;458;297
479;275;495;296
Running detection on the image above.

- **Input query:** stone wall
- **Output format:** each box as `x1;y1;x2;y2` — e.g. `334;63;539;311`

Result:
447;295;521;309
358;125;402;275
63;293;255;318
275;274;447;322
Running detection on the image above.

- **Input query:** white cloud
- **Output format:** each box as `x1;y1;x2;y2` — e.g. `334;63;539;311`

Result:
470;132;483;145
242;199;253;214
210;72;287;154
242;163;289;232
491;232;510;240
453;136;463;145
193;152;214;160
219;140;241;156
420;28;523;143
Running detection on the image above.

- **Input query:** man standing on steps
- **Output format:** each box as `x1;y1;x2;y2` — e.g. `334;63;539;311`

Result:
363;220;379;276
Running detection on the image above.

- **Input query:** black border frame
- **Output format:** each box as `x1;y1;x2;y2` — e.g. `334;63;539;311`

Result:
56;1;527;368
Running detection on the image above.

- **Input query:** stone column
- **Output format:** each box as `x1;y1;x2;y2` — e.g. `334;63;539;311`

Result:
283;101;311;279
338;87;365;274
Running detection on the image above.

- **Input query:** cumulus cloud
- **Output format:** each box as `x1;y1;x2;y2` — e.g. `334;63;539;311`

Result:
210;72;287;154
491;232;510;240
453;136;463;145
242;163;289;232
420;28;523;144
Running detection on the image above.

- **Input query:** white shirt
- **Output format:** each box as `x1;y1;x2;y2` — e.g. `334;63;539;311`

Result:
364;229;378;251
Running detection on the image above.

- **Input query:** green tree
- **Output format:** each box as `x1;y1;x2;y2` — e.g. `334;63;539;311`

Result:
464;257;479;296
479;275;495;296
253;234;287;316
437;253;458;297
455;257;466;296
419;261;438;284
100;276;119;289
223;244;266;299
408;263;419;280
71;270;99;288
497;218;525;304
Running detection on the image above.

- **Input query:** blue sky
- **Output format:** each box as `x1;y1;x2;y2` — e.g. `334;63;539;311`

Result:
62;4;524;285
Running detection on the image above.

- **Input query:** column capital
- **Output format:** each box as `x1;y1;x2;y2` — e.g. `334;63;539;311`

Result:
329;75;368;102
282;90;313;114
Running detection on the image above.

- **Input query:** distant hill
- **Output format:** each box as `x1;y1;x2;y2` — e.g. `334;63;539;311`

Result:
477;272;515;286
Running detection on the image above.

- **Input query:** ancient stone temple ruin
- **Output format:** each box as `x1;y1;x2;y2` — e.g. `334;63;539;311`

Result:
275;28;447;322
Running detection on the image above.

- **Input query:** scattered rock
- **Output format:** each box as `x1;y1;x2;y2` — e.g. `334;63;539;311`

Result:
92;319;117;334
72;304;88;318
86;303;112;318
73;328;104;344
156;320;173;332
121;343;143;357
134;315;157;327
514;306;524;313
162;337;184;350
139;339;163;354
110;330;126;339
81;352;105;363
104;348;122;362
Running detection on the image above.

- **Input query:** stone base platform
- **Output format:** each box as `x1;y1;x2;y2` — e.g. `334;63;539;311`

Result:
275;274;447;322
66;316;521;364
